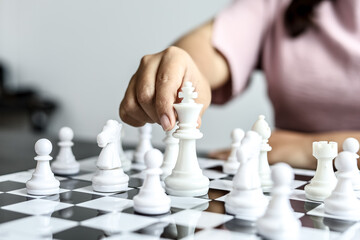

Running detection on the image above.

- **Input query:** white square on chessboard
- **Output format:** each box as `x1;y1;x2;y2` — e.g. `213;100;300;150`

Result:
183;228;261;240
2;199;72;215
209;179;233;191
169;196;210;209
0;171;65;183
76;196;133;212
7;188;69;199
307;204;360;222
299;227;341;240
198;157;224;169
74;186;133;196
78;156;97;171
104;232;163;240
81;212;158;234
164;209;233;229
0;215;77;236
202;169;228;180
290;189;320;203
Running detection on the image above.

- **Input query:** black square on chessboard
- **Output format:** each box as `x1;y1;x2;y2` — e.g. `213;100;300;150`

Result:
53;226;108;240
51;206;103;222
0;193;36;207
0;209;30;224
112;188;139;200
60;179;91;190
55;191;102;204
0;181;26;192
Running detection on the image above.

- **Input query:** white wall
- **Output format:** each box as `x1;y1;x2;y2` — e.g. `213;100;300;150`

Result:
0;0;273;151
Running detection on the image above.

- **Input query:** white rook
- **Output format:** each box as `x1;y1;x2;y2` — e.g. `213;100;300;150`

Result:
305;141;338;201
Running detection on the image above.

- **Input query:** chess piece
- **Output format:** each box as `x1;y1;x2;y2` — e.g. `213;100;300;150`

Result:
257;163;301;240
118;124;131;172
165;81;209;197
251;115;272;190
51;127;80;175
305;141;338;201
225;131;268;219
26;138;60;195
92;120;129;192
324;151;360;217
223;128;244;175
133;149;171;215
134;123;154;163
342;137;360;190
161;124;179;180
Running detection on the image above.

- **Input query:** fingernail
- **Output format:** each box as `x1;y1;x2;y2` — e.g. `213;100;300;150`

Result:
160;114;171;131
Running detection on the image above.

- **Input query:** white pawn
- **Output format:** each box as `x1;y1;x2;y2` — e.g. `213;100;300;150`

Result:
51;127;80;175
223;128;244;175
342;137;360;190
134;124;154;163
134;149;171;215
225;131;268;219
26;139;60;195
161;124;179;180
324;151;360;218
257;163;301;240
251;115;273;190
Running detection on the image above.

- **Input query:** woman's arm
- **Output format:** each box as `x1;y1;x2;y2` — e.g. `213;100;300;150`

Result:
210;130;360;170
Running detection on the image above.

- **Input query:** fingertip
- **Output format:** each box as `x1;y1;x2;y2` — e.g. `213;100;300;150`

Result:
160;114;171;131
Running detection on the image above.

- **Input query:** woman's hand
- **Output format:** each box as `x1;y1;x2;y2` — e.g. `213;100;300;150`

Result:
119;46;211;131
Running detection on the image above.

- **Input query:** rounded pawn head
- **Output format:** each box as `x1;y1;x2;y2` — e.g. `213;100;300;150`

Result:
59;127;74;141
144;149;163;169
335;151;355;172
271;163;294;187
343;138;360;154
231;128;245;143
35;138;52;156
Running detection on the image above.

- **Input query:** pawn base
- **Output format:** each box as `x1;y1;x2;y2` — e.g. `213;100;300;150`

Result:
133;197;171;215
225;188;268;219
52;161;80;175
257;216;301;240
26;186;59;196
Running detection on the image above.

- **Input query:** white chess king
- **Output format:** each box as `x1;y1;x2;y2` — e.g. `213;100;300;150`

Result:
164;81;209;197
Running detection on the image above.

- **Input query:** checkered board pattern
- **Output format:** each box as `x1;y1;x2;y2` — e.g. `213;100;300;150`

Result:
0;151;360;240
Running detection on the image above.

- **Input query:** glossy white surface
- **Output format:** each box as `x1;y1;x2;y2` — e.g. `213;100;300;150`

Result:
2;199;72;215
167;209;233;229
81;212;158;233
76;196;133;212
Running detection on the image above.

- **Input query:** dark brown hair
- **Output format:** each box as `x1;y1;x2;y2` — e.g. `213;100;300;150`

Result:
284;0;335;37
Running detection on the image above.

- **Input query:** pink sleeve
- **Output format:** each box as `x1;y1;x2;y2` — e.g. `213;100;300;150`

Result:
211;0;276;104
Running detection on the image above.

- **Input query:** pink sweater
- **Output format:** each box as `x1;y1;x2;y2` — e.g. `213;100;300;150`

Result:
212;0;360;132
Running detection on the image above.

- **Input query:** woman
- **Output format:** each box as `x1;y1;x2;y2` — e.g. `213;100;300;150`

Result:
119;0;360;169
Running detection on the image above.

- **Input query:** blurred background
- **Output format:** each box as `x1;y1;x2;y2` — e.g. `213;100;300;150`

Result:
0;0;273;152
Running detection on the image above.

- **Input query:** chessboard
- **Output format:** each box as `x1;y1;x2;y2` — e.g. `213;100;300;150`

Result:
0;150;359;240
